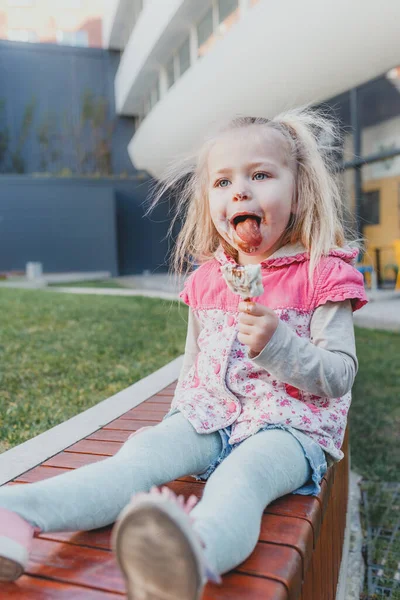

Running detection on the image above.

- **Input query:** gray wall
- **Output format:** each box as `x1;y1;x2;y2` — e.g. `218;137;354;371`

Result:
0;176;171;275
0;40;136;176
0;42;175;275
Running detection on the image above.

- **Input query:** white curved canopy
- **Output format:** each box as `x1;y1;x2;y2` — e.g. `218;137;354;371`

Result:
129;0;400;178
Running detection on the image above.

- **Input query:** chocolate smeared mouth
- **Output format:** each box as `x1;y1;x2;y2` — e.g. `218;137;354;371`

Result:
230;213;262;229
229;213;263;248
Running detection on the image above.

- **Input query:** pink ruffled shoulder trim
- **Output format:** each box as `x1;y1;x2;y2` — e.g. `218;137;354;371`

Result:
313;254;368;312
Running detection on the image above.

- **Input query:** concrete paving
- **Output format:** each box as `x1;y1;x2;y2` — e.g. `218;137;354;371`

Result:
367;288;400;302
354;297;400;331
116;273;185;294
0;271;111;288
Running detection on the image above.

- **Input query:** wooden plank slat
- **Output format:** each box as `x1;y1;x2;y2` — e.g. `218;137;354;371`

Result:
237;543;302;599
299;559;316;600
259;514;314;578
328;488;336;600
331;467;339;600
27;538;125;594
204;572;288;600
42;452;105;469
120;406;169;420
324;489;335;600
310;531;324;600
0;576;123;598
104;418;159;430
334;462;344;597
143;397;173;405
38;526;112;551
16;466;70;484
147;391;175;399
65;440;123;456
318;496;329;600
265;494;322;547
86;430;131;443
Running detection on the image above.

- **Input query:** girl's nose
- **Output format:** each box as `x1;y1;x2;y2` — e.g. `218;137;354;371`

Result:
233;191;251;201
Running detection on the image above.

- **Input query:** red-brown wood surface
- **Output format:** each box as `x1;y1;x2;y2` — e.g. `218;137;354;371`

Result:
2;382;348;599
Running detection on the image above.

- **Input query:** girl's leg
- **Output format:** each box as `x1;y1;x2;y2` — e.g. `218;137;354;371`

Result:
190;428;312;575
0;412;222;533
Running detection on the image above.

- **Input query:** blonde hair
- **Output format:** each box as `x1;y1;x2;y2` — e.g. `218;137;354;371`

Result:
149;107;355;276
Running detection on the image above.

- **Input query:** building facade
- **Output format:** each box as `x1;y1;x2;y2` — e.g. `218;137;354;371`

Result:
104;0;400;282
0;0;105;47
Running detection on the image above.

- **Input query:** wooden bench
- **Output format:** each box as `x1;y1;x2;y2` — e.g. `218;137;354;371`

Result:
1;382;349;599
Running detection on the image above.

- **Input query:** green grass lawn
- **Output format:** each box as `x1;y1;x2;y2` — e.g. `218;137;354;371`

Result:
350;327;400;482
0;286;399;485
0;288;188;452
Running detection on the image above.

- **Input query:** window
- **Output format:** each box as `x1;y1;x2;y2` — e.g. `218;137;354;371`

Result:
178;37;191;77
166;56;175;89
218;0;239;34
7;29;38;42
360;190;380;227
56;30;89;47
197;8;214;57
218;0;239;23
217;0;239;34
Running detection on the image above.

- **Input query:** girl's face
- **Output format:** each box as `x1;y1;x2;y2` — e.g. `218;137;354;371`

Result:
207;126;296;265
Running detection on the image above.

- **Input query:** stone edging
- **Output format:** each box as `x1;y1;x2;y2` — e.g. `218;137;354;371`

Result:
335;465;365;600
0;356;183;486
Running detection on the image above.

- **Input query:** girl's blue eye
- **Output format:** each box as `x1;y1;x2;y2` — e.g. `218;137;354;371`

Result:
253;172;269;180
217;179;230;187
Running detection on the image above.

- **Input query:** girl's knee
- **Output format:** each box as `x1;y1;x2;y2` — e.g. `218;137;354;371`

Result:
127;426;153;440
117;426;158;457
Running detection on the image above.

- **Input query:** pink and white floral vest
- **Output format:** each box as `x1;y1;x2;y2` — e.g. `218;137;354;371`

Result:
173;245;367;461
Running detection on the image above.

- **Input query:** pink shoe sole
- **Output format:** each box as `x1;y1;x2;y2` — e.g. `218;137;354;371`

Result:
0;508;35;581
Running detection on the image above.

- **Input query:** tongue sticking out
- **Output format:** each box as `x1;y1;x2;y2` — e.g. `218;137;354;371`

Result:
235;217;262;247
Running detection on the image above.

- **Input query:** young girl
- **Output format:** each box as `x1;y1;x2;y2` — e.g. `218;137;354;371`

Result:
0;109;367;600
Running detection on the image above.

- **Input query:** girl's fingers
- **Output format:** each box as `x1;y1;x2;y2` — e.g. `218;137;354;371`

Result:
237;332;252;345
238;312;256;325
237;322;253;335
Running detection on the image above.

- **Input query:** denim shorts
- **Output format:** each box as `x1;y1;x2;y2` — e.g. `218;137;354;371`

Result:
165;410;328;497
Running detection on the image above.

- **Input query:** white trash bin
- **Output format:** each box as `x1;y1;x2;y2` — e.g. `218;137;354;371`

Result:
26;262;43;280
